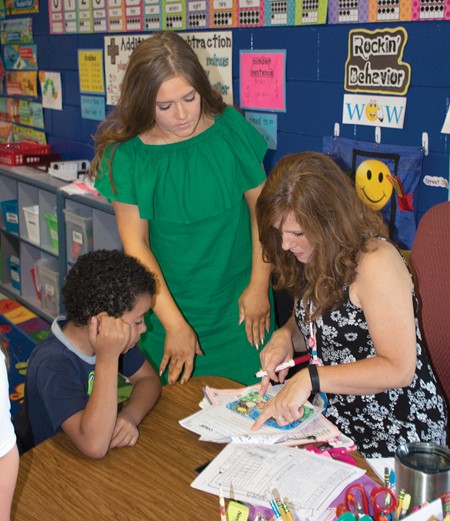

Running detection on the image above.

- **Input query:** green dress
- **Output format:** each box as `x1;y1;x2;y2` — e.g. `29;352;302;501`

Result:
95;107;276;385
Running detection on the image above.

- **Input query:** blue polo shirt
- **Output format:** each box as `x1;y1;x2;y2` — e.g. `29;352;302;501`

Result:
26;316;145;446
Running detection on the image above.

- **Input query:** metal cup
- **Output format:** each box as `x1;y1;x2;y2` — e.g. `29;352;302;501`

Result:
395;442;450;513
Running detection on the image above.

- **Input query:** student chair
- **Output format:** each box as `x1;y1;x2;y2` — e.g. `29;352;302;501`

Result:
409;201;450;429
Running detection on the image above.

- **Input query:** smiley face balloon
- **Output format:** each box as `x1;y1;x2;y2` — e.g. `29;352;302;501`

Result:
355;159;393;212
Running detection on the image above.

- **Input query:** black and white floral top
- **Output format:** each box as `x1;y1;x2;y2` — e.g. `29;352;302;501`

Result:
295;287;448;457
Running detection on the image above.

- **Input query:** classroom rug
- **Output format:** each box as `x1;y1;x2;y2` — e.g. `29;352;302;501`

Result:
1;295;133;419
0;296;51;418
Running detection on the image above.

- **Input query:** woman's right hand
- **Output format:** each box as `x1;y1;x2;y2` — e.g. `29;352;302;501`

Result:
159;322;203;385
258;327;294;395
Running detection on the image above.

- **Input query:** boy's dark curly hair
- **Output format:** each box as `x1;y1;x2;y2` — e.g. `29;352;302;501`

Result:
62;249;156;326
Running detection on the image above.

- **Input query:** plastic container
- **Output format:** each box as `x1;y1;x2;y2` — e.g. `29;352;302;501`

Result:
1;199;19;234
36;258;59;316
23;205;40;244
63;208;93;263
44;213;58;253
0;143;51;166
8;255;20;291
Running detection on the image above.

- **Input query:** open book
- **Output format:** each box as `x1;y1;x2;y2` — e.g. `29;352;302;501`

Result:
180;384;341;445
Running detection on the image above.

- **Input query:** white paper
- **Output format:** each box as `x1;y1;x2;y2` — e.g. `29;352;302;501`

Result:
181;384;339;445
402;499;443;521
366;456;395;483
191;444;365;521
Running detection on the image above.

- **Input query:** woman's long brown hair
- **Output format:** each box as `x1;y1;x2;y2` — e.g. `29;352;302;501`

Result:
256;152;388;319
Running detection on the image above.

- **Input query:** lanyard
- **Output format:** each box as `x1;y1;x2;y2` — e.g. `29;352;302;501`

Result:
308;302;323;367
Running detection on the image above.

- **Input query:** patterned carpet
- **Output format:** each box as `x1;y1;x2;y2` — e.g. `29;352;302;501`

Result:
0;296;50;417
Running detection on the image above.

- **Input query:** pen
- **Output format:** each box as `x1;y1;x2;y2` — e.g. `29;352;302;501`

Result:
255;354;311;378
219;485;227;521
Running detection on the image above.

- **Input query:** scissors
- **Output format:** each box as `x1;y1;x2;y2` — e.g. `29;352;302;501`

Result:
336;483;397;521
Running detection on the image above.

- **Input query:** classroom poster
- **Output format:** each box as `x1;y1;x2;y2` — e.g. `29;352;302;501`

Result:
327;0;414;24
12;123;46;143
180;32;233;105
344;27;411;96
18;100;44;128
239;50;286;112
7;0;39;14
38;71;62;110
81;95;106;120
342;94;407;129
0;18;33;44
104;31;232;106
3;44;38;69
104;34;148;105
441;106;450;134
6;70;38;96
245;111;277;150
0;121;13;142
78;49;105;94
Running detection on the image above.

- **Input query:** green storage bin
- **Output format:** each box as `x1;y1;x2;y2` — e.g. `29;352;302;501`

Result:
45;213;59;254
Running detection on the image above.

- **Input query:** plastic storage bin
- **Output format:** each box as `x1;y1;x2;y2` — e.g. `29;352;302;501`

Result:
36;258;59;316
8;255;20;291
23;205;40;244
44;213;58;253
63;209;93;263
1;199;19;234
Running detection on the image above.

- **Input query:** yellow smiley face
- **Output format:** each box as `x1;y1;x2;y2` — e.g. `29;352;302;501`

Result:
365;100;380;121
355;159;393;212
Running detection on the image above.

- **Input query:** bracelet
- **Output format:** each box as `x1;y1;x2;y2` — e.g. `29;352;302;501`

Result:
308;365;320;394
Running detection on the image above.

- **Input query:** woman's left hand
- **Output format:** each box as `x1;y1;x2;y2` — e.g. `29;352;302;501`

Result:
238;284;271;349
251;368;310;430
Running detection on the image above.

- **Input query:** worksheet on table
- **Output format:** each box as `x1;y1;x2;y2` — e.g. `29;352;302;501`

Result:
191;443;365;521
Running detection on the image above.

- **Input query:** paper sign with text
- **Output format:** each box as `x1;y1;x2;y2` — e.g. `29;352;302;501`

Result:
342;93;406;129
240;50;286;112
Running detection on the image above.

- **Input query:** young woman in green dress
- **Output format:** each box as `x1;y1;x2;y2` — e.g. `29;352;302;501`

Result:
91;31;276;385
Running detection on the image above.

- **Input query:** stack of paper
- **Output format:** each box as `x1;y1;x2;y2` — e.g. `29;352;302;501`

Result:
191;443;365;521
180;384;340;445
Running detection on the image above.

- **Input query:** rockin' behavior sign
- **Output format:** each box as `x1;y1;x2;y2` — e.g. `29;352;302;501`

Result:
344;26;411;95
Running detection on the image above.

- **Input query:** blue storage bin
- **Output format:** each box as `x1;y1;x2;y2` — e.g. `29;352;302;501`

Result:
1;199;19;234
8;255;20;291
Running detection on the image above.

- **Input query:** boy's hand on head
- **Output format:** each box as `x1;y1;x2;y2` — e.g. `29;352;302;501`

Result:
110;410;139;449
88;314;132;360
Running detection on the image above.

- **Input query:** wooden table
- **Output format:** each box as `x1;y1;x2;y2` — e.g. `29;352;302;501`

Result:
11;376;378;520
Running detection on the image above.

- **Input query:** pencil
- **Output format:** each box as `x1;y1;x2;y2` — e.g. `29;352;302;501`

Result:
219;485;227;521
269;499;284;521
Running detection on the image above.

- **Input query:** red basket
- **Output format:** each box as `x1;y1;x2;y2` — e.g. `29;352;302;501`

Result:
0;143;52;166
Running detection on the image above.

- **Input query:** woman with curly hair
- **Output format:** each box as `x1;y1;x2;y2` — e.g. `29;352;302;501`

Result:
251;152;447;457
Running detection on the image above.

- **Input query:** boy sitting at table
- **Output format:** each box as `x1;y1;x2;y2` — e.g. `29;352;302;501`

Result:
14;249;162;459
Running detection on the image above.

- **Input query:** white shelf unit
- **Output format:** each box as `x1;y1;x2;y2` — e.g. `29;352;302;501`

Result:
0;165;122;321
